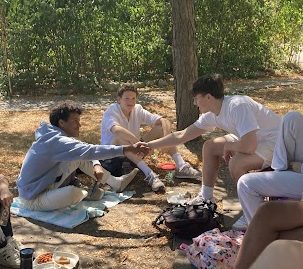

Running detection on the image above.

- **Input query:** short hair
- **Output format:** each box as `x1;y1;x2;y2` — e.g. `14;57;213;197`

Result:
192;74;224;99
49;100;83;127
117;85;138;98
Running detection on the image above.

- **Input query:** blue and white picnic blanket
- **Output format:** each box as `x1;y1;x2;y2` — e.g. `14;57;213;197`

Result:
10;191;135;229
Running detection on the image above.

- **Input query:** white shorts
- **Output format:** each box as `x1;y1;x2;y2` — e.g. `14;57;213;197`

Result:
224;134;275;168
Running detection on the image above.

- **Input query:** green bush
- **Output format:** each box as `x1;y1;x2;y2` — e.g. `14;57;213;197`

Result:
0;0;302;95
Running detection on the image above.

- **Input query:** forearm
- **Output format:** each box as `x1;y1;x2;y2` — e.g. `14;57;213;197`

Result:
148;130;186;149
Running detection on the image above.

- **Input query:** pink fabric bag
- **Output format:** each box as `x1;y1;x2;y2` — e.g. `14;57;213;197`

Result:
180;228;244;269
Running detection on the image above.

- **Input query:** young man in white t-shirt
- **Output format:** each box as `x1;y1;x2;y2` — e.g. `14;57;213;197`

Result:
101;85;202;192
146;74;281;204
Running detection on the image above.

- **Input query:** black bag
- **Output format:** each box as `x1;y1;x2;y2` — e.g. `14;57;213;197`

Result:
154;201;222;239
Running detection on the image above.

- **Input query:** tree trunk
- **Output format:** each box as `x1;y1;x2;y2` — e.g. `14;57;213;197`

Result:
0;3;12;97
171;0;198;130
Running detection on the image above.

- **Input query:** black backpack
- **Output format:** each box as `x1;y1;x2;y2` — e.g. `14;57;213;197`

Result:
154;201;222;239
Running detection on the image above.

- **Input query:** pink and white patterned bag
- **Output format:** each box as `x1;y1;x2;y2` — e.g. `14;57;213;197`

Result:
180;228;244;269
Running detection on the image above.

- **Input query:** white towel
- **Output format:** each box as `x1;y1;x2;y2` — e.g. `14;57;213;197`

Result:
10;191;135;228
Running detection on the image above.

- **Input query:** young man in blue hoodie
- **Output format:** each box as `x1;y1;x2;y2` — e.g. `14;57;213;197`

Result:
17;100;147;211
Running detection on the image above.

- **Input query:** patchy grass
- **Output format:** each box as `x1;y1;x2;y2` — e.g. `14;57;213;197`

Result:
248;84;303;115
0;82;302;269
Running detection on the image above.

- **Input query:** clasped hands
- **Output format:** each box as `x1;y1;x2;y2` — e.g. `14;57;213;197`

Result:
123;141;152;158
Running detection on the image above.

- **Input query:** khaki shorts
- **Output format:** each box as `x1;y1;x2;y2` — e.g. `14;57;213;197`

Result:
224;134;275;168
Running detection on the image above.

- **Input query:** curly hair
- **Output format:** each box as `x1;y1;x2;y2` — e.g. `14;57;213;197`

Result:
49;100;83;127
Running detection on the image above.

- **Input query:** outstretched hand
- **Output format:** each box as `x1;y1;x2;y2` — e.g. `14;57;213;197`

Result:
123;142;151;157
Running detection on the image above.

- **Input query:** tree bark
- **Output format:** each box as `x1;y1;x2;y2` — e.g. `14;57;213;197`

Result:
171;0;198;130
0;3;12;97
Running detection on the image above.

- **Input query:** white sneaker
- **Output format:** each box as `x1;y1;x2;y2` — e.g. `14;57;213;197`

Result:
110;168;139;192
232;215;248;231
0;239;20;268
175;163;202;180
145;173;165;192
187;194;215;205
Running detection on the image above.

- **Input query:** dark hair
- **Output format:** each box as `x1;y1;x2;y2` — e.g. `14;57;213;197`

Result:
192;74;224;99
117;85;138;97
49;100;83;127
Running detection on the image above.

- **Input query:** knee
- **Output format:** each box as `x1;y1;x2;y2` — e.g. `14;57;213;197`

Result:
255;202;274;219
284;111;302;121
111;136;124;145
237;173;250;195
283;111;303;127
154;125;165;138
202;139;216;155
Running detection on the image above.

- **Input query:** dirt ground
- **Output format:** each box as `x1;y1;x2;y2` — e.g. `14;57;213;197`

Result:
0;76;302;269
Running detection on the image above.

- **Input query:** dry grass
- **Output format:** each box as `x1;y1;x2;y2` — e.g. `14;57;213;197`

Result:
0;82;302;269
1;83;302;184
248;84;303;115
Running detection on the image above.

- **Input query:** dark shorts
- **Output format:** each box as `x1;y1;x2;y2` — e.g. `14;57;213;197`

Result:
100;157;135;177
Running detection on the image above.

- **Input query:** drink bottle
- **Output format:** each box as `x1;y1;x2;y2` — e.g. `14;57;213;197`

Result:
20;248;34;269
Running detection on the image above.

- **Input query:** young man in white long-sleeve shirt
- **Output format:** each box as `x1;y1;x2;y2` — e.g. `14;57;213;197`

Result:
100;85;201;192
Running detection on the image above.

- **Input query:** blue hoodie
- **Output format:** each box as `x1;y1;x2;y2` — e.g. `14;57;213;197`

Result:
17;122;124;200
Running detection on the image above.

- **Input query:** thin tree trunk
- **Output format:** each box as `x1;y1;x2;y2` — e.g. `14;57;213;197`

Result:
0;3;12;97
171;0;198;130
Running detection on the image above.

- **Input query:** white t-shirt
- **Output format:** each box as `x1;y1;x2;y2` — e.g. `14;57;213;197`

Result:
194;95;281;144
101;103;162;144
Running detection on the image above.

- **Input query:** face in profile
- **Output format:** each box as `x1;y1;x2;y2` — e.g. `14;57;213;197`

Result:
118;90;137;115
193;93;211;114
58;112;81;137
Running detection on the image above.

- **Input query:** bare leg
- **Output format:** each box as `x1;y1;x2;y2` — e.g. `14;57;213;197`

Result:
234;201;303;269
229;153;264;181
201;137;226;187
142;122;177;155
112;134;141;165
250;239;303;269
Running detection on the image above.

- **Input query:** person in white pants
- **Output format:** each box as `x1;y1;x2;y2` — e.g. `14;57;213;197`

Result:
237;111;303;224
